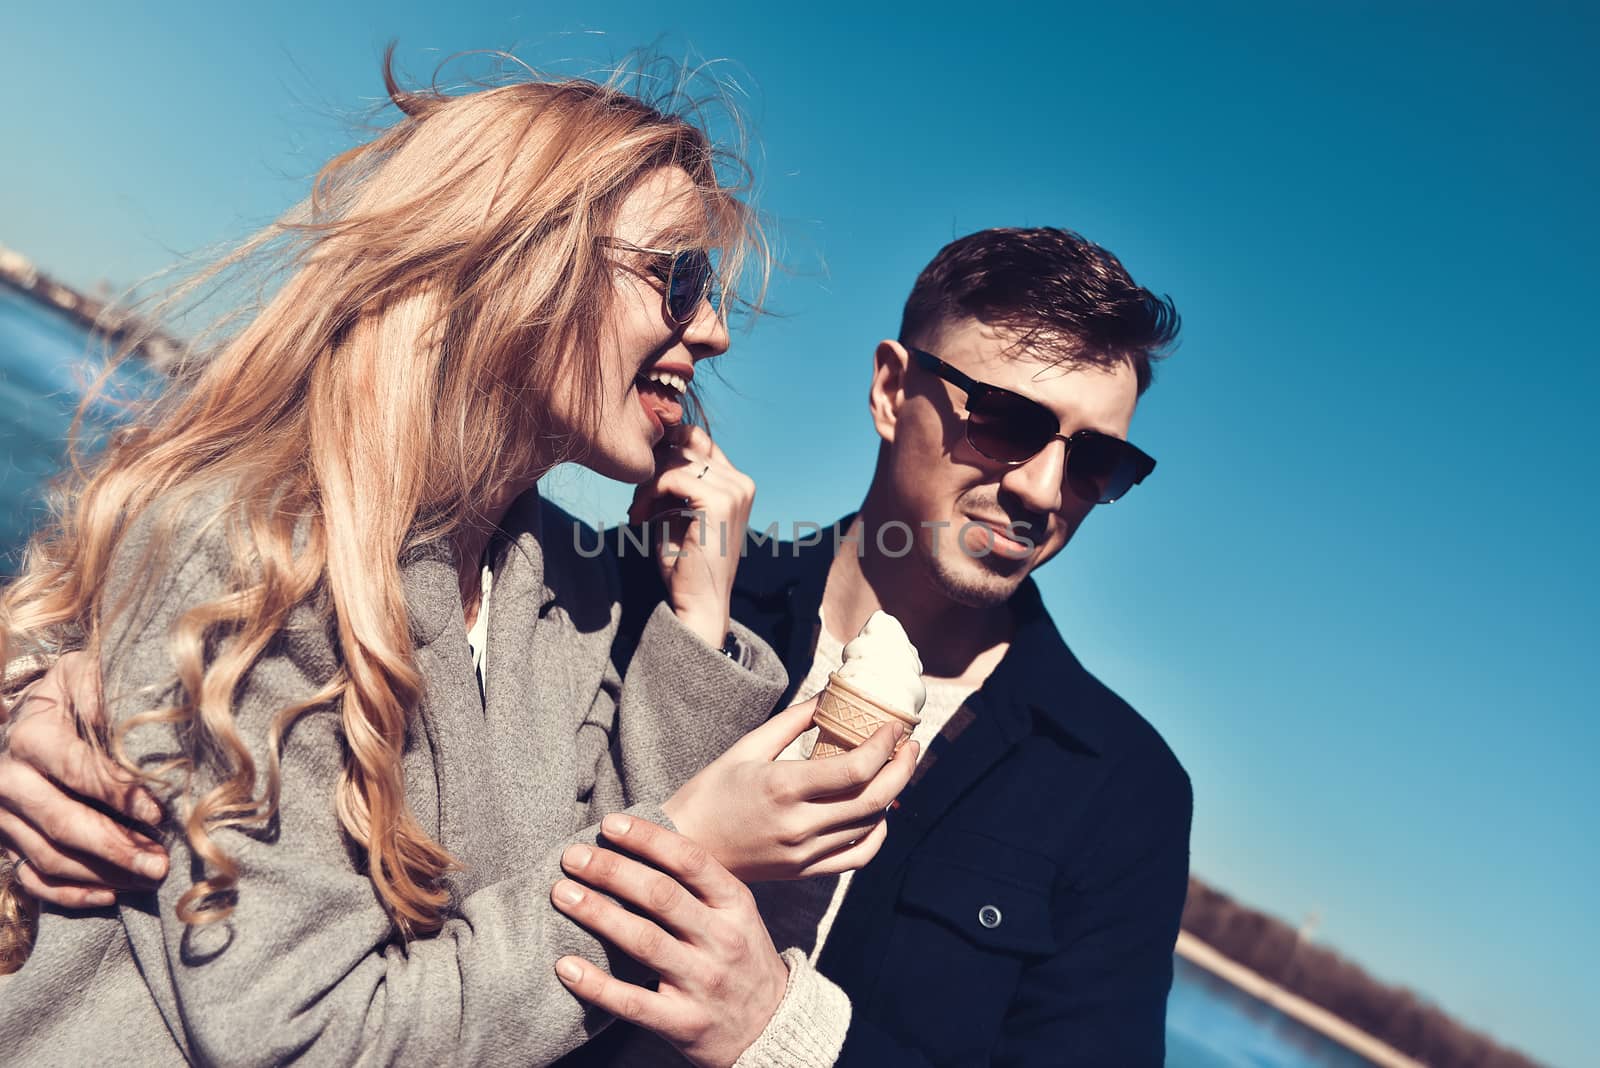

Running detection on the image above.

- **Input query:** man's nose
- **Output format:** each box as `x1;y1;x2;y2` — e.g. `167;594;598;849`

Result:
998;438;1066;515
681;295;730;359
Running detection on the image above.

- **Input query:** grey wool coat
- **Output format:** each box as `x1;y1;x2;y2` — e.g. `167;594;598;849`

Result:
0;490;790;1066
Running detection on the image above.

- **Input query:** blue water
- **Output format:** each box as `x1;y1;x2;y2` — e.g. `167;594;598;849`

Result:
1168;955;1380;1067
0;285;1380;1067
0;284;157;567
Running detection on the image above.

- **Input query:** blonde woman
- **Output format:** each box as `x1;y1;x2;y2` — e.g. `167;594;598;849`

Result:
0;56;915;1066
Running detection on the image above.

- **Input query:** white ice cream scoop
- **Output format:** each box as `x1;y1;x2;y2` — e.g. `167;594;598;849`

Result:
834;610;927;718
810;610;926;760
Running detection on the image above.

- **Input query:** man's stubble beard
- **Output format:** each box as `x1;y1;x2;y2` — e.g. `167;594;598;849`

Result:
920;541;1030;609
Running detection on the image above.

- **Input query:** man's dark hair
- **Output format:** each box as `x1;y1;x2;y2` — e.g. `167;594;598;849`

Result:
898;227;1180;395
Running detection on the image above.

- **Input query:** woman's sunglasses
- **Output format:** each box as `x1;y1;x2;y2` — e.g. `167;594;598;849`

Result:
909;348;1156;504
599;238;719;325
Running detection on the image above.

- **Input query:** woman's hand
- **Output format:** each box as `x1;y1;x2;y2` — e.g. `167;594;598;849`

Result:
553;813;789;1068
662;698;918;882
628;425;755;650
0;650;168;907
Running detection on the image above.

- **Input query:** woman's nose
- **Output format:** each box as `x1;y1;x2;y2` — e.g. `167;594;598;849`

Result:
680;295;729;359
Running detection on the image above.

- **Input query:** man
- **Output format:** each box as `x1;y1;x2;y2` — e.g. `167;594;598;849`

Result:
599;226;1191;1064
1;227;1190;1065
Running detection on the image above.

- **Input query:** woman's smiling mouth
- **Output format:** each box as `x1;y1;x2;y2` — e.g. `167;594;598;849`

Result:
636;365;692;434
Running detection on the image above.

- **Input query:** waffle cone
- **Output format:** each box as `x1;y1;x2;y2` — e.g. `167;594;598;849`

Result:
809;672;921;759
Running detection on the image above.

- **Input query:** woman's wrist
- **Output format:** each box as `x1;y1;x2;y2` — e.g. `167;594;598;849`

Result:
673;605;732;650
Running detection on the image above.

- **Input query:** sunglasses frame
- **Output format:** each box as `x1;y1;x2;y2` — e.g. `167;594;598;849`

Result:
597;238;718;326
908;347;1156;504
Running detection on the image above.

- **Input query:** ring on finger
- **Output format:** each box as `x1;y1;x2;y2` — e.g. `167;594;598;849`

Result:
12;856;31;880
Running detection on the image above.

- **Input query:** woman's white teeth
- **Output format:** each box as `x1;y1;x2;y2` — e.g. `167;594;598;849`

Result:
643;370;687;397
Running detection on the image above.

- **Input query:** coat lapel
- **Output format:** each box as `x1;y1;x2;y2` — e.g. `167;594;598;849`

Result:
401;543;498;891
479;492;618;874
871;688;1030;872
479;493;563;869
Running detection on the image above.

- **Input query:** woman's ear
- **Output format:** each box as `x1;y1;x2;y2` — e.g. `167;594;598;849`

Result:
868;340;911;444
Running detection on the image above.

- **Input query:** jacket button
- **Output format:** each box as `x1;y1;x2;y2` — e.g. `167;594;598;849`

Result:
978;905;1002;929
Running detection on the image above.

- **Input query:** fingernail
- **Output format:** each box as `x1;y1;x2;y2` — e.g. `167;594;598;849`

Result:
135;796;162;825
564;845;592;870
602;814;632;837
86;890;116;907
887;799;902;812
555;881;584;905
135;852;168;881
557;958;583;982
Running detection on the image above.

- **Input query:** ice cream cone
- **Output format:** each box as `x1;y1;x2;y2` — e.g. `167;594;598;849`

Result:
809;672;921;760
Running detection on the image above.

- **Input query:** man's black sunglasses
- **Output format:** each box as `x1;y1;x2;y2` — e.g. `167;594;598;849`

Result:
909;347;1156;504
599;238;719;325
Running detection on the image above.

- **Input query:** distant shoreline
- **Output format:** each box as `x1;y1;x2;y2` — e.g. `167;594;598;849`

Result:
1177;930;1424;1067
0;245;178;370
1181;879;1542;1068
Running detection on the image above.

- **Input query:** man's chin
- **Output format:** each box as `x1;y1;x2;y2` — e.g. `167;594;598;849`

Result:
928;553;1032;609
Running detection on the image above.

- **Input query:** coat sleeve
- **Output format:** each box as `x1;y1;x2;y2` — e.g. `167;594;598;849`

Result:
602;600;789;811
95;524;745;1068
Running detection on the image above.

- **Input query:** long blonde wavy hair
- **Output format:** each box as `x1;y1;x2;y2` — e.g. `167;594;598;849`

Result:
0;48;766;971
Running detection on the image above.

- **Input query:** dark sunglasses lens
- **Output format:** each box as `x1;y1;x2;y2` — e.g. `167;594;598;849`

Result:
1068;434;1138;503
966;396;1058;463
667;251;715;322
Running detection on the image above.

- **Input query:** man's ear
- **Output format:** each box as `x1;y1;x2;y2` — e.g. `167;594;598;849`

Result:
869;340;911;444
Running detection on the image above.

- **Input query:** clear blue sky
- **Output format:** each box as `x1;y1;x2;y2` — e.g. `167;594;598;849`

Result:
5;4;1595;1064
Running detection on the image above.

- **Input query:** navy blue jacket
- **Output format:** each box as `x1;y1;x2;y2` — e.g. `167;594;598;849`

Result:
610;520;1192;1066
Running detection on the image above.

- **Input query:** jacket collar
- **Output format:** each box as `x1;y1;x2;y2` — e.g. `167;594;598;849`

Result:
742;514;1105;755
